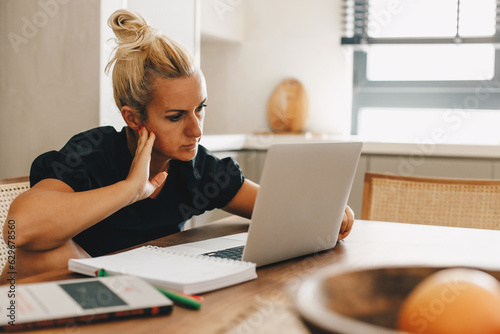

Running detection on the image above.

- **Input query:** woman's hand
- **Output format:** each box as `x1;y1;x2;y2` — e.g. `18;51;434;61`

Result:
338;205;355;241
125;127;168;203
7;127;166;255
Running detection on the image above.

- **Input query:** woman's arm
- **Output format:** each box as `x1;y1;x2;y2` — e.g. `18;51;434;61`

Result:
7;179;137;250
222;179;259;219
3;129;167;251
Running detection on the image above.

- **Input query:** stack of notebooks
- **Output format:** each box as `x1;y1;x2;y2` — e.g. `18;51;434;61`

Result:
69;245;257;294
0;247;256;331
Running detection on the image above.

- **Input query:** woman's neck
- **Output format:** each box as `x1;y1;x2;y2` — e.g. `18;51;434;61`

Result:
125;127;170;176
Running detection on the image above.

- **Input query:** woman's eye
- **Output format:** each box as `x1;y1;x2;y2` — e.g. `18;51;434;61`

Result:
168;114;182;122
196;104;207;112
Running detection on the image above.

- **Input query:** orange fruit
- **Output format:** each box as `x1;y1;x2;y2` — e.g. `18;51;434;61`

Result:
398;268;500;334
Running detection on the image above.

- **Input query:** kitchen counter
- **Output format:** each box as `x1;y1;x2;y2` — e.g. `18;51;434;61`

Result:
201;133;500;159
196;133;500;224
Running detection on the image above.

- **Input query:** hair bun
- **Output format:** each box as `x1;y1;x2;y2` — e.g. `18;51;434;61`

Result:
108;9;154;51
106;9;197;118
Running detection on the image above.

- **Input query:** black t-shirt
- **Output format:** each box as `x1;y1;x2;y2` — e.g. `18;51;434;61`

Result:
30;126;244;256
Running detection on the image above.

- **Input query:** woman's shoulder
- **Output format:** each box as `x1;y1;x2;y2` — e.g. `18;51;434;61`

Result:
65;126;123;148
63;126;129;165
58;126;126;157
30;126;129;190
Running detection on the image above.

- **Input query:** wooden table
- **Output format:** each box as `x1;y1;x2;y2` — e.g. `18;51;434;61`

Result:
13;217;500;334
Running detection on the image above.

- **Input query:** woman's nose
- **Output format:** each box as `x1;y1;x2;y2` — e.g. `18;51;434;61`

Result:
185;112;202;137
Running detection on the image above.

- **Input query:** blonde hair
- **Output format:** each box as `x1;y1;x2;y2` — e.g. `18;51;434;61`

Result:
105;9;197;120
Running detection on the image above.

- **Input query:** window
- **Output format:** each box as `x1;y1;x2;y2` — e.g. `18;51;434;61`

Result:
366;45;495;81
342;0;500;144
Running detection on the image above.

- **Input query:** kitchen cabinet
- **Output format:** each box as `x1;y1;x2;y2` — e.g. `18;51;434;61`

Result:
369;156;493;180
192;143;500;228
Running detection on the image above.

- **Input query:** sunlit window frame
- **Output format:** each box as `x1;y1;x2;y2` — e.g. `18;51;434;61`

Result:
350;50;500;135
343;0;500;135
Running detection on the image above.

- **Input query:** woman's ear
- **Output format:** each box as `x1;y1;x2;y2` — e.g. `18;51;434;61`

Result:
121;106;142;131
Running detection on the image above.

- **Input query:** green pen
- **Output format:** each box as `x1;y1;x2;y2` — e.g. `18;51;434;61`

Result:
95;268;203;310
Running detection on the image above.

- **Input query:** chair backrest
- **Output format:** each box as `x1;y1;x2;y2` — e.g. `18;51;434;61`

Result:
361;172;500;230
0;177;30;272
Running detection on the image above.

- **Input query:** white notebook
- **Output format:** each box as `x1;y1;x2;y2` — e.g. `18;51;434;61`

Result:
68;246;257;294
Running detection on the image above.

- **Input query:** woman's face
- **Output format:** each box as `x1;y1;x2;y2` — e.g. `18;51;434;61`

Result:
143;70;206;162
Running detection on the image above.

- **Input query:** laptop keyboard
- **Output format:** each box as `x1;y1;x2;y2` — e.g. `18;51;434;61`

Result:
202;246;244;261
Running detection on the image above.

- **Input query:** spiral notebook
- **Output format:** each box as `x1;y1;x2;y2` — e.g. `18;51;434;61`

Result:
68;246;257;294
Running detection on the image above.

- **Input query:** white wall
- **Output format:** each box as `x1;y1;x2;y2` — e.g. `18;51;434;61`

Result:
200;0;352;135
0;0;200;178
0;0;351;178
201;0;243;43
0;0;101;178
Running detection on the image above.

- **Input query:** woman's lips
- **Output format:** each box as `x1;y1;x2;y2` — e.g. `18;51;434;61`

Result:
182;143;197;150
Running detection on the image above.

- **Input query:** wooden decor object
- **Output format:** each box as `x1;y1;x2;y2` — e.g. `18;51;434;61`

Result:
267;79;309;133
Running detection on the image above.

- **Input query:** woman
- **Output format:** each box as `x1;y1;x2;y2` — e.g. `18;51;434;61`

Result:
2;10;354;280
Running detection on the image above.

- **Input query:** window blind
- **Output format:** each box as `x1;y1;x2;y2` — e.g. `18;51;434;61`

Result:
341;0;500;45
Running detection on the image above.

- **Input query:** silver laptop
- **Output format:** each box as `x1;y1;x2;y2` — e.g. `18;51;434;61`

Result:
167;142;363;267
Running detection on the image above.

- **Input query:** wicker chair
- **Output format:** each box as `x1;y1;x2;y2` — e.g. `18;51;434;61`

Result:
0;177;30;272
361;172;500;230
